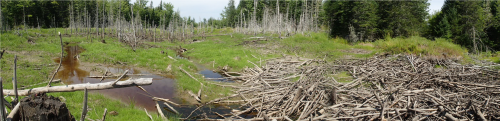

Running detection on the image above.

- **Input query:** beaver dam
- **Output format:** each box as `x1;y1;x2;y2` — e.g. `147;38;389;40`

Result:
186;55;500;120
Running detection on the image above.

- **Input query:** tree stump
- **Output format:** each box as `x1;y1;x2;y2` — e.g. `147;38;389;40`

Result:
19;93;75;121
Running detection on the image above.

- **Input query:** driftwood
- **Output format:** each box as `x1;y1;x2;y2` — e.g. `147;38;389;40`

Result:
47;32;64;87
88;74;152;78
144;108;153;121
112;70;128;85
3;78;152;96
155;102;167;120
187;90;201;103
195;55;500;120
179;66;205;87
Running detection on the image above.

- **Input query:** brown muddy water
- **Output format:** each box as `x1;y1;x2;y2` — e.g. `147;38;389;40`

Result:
53;44;176;111
53;44;250;119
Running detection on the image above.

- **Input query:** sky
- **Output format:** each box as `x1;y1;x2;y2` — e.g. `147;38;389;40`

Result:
131;0;444;22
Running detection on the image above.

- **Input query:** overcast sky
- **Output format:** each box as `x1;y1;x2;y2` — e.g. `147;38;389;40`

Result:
130;0;444;22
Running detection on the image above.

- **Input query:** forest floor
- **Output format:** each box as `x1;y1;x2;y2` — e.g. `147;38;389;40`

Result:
1;28;499;120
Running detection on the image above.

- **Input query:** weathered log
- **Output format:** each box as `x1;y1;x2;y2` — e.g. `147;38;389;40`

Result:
179;66;204;87
188;90;201;103
152;97;180;107
144;108;153;121
3;78;153;96
155;102;167;119
112;70;129;85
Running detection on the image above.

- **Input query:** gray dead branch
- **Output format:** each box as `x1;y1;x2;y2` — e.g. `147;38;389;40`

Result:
198;54;500;120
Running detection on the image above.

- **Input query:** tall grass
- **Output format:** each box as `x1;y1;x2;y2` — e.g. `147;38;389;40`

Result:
279;32;376;60
183;33;278;71
374;36;468;59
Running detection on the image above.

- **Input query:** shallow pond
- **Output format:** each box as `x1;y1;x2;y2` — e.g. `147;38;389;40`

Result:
53;44;246;119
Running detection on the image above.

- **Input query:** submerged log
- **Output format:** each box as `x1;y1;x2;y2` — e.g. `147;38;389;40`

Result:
3;78;153;96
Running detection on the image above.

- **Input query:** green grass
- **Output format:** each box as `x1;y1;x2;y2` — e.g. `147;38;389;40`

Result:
1;28;234;120
479;51;500;64
181;33;278;71
278;32;377;61
373;36;469;59
48;91;163;121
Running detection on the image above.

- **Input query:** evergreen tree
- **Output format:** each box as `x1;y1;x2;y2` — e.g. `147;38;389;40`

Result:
439;1;486;51
351;1;379;41
427;11;452;39
486;1;500;50
377;1;429;37
325;1;429;41
222;0;237;27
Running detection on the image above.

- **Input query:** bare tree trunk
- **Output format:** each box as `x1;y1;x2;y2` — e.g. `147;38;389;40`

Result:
0;1;3;33
102;0;105;39
154;25;156;43
277;0;281;39
253;0;257;36
70;0;74;34
118;2;121;41
85;3;89;39
130;6;137;51
473;27;477;54
96;1;99;39
23;3;26;32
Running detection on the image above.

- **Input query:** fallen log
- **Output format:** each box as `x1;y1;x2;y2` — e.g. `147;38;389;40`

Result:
3;78;153;96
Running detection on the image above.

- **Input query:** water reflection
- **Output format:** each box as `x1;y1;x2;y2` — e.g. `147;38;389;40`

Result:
54;45;88;84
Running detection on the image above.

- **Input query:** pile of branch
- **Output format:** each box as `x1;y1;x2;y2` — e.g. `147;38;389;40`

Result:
201;55;500;120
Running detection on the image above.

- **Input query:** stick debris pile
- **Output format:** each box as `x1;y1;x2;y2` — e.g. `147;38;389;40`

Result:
205;55;500;120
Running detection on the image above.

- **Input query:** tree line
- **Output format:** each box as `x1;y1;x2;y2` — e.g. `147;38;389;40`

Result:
0;0;201;31
322;0;500;51
218;0;500;51
427;1;500;52
2;0;499;51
